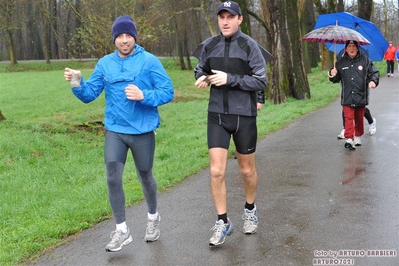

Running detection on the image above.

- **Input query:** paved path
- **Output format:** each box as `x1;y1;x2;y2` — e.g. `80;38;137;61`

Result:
27;74;399;266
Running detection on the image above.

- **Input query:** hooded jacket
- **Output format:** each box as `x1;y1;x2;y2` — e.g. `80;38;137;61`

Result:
329;52;379;107
71;45;174;134
194;29;267;117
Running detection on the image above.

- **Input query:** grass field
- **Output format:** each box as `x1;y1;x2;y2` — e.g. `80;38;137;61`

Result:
0;59;385;265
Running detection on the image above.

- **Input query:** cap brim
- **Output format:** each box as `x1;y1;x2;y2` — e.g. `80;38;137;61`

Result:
217;8;240;16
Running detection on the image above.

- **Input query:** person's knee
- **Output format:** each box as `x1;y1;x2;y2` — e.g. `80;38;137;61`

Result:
106;161;124;187
210;166;226;180
240;166;256;179
137;170;155;186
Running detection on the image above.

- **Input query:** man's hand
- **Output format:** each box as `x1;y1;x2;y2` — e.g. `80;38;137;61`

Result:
194;75;210;89
369;81;376;89
328;66;337;78
64;67;81;87
125;84;144;101
207;69;228;86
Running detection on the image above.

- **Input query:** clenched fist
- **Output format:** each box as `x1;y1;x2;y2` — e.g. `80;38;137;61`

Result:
125;84;144;101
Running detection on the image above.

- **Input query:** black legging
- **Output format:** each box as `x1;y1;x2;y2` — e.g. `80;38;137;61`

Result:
342;107;373;128
387;60;395;74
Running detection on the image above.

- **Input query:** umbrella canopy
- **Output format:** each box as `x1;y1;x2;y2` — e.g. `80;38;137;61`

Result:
191;41;273;63
314;12;388;61
300;25;370;45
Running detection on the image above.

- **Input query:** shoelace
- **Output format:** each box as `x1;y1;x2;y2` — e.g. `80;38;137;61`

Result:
210;222;226;236
243;212;256;222
109;230;123;243
146;219;157;233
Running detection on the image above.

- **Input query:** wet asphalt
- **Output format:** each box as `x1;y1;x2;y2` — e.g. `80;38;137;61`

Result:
26;74;399;266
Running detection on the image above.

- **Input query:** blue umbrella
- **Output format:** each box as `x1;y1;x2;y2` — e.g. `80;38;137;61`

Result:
314;12;388;61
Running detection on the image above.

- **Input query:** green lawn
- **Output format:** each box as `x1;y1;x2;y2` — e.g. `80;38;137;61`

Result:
0;59;385;265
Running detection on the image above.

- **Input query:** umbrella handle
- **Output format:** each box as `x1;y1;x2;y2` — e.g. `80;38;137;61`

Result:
334;43;337;64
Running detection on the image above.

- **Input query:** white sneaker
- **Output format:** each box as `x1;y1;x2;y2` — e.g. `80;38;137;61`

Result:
344;139;356;150
388;73;391;77
354;136;362;146
391;73;394;77
368;118;376;135
144;214;161;242
337;129;345;139
242;207;258;234
105;228;133;252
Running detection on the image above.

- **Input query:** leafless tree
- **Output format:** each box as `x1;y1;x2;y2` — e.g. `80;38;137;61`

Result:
0;0;18;64
261;0;310;103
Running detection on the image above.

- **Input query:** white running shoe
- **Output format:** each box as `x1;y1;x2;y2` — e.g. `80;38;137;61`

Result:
354;136;362;146
344;139;356;150
368;118;376;135
209;219;234;246
337;129;345;139
144;214;161;242
105;228;133;252
242;207;258;234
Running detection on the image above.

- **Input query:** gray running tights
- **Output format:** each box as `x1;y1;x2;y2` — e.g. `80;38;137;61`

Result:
104;131;158;224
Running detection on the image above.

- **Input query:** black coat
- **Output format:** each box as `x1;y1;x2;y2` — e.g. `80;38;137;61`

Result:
329;53;379;107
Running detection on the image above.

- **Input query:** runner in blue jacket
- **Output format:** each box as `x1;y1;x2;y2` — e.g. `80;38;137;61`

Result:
64;15;173;252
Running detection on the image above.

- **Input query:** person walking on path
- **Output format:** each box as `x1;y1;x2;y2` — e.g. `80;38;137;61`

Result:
194;1;267;246
395;43;399;72
336;48;377;138
384;41;396;77
63;15;174;252
329;40;379;150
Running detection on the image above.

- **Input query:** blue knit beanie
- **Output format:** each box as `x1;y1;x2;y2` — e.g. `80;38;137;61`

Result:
112;15;137;42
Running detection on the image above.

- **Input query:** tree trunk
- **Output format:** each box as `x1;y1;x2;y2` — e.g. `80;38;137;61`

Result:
52;0;59;59
263;0;310;103
383;0;388;37
301;0;319;72
357;0;373;20
1;0;18;64
337;0;344;12
238;0;251;35
200;0;217;36
6;29;17;64
312;0;337;70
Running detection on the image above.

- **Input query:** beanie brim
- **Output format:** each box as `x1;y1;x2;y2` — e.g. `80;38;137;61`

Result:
345;40;359;49
112;16;137;42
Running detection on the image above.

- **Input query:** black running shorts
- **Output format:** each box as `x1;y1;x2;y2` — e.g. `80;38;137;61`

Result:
207;112;257;154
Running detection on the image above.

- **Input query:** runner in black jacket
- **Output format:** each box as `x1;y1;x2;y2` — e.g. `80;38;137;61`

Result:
194;1;267;247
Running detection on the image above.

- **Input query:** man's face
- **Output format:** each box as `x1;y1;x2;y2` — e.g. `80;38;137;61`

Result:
217;11;242;38
115;33;135;57
346;43;358;58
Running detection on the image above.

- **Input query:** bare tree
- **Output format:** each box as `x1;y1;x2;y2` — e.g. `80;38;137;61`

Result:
358;0;373;19
261;0;310;103
383;0;388;36
36;0;57;63
311;0;337;70
0;0;18;64
301;0;320;72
